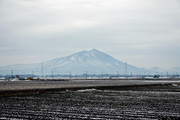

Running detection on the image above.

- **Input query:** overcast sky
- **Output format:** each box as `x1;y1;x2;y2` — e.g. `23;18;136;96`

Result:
0;0;180;69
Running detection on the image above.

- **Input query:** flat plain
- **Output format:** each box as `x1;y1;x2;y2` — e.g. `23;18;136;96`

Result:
0;80;180;119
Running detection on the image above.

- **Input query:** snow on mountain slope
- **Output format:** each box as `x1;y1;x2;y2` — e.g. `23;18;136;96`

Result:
0;49;146;75
42;49;145;74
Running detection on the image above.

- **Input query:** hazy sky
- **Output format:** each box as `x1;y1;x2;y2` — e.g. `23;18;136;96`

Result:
0;0;180;69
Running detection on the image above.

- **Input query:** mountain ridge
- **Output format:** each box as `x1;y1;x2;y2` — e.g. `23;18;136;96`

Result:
0;49;172;75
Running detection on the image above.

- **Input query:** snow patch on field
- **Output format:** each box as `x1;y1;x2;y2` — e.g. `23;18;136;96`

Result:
76;89;97;92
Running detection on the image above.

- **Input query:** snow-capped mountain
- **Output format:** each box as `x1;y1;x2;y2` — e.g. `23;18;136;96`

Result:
42;49;146;74
0;49;146;75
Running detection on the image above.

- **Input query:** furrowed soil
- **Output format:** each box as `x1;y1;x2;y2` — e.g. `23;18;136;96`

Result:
0;85;180;120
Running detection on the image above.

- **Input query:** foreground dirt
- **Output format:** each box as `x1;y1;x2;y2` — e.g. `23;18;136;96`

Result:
0;85;180;120
1;80;180;91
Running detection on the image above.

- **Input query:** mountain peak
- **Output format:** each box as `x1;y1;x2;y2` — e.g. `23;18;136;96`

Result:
72;49;103;59
88;49;104;55
74;49;102;56
89;49;99;52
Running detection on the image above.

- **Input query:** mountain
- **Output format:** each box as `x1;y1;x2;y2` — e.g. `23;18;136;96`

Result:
0;49;146;75
147;67;180;75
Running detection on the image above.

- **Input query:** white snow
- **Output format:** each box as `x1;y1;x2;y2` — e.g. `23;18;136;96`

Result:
0;49;146;75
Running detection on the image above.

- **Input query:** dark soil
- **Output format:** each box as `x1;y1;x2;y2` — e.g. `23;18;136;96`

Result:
0;85;180;120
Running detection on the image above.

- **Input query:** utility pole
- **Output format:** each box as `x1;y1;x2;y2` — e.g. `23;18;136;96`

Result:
11;70;13;80
102;71;103;79
106;73;108;79
11;70;13;77
117;71;119;80
51;71;53;80
144;71;146;78
125;62;127;78
86;71;87;79
70;71;71;80
32;71;34;78
41;63;43;78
